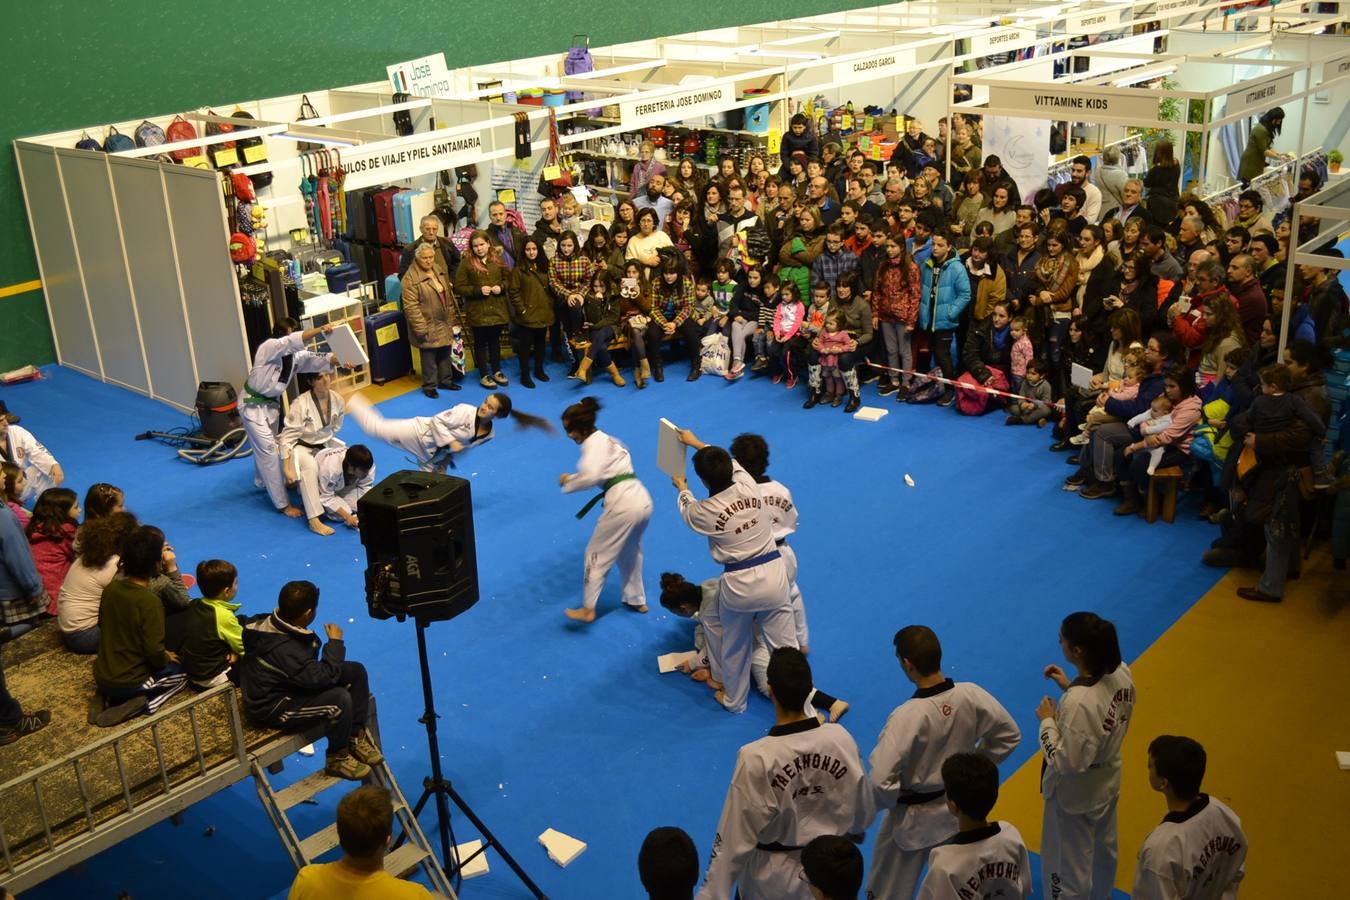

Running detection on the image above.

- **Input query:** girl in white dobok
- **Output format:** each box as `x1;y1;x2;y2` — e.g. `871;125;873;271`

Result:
558;397;653;623
346;392;550;474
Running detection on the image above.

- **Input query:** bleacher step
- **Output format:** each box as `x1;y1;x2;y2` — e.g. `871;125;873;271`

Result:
299;823;341;861
384;842;431;878
275;770;344;811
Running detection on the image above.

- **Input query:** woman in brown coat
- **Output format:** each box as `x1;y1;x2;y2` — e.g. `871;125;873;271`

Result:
455;230;512;389
401;242;461;398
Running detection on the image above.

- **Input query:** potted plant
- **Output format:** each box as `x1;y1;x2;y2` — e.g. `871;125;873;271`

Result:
1330;150;1343;174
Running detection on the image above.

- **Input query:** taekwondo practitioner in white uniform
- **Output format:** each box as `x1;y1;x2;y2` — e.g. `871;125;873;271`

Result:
915;753;1032;900
1133;735;1246;900
866;625;1021;900
696;648;871;900
346;392;549;474
558;397;653;623
1037;611;1136;900
240;318;336;517
280;370;347;477
0;411;62;506
730;434;809;649
657;573;848;722
297;444;375;537
674;428;795;715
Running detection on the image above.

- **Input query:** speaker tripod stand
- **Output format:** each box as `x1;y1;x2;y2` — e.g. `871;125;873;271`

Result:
397;616;546;899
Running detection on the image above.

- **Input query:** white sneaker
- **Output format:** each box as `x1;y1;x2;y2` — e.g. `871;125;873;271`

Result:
1069;433;1090;446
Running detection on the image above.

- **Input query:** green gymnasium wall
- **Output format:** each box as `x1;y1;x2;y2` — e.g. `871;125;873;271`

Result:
0;0;880;371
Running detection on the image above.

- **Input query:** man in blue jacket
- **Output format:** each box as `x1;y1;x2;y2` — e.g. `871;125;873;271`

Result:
0;504;50;744
916;228;972;406
240;580;384;780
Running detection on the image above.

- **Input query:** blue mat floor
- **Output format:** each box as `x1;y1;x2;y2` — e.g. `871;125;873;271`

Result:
8;365;1222;899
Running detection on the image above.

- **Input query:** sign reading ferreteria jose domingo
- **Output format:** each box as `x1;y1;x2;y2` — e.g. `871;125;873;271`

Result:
619;85;733;129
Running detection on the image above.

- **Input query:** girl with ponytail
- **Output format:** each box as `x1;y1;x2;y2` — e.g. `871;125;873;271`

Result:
1036;611;1135;900
558;397;653;623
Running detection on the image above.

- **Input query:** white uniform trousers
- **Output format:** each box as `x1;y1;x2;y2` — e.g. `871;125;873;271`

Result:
582;482;652;610
347;403;430;465
865;811;930;900
295;454;362;521
240;402;287;508
709;570;795;713
1042;795;1119;900
779;542;808;649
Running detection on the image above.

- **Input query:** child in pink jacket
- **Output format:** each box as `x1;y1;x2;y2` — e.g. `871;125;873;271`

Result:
26;487;80;616
771;281;807;389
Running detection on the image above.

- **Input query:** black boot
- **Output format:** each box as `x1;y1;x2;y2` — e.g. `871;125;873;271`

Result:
803;389;821;410
652;358;665;383
844;391;861;413
1113;484;1142;516
519;360;535;389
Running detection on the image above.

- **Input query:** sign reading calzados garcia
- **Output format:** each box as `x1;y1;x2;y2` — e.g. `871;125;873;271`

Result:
831;49;917;87
988;85;1160;122
342;132;483;191
620;85;733;129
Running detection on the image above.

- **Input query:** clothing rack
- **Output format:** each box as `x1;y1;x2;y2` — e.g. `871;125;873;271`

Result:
1046;135;1146;179
1199;146;1323;205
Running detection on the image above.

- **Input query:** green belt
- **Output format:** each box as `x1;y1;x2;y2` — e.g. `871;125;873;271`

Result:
575;472;636;519
242;383;280;406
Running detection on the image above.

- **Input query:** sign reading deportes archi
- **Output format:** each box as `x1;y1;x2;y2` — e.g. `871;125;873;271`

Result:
341;131;484;191
619;84;734;130
1225;73;1295;117
1067;5;1126;34
988;85;1160;122
830;49;918;87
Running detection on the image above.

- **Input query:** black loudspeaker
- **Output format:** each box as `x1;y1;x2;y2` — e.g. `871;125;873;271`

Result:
357;470;479;623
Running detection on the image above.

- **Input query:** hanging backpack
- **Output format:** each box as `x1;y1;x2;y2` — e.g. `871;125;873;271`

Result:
204;109;236;149
164;115;201;162
229;108;272;190
134;120;168;159
296;94;326;153
563;34;601;115
392;92;414;137
75;131;102;152
103;127;135;153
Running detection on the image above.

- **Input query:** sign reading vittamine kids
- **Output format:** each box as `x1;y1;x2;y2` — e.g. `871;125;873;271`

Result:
342;131;484;191
988;85;1160;122
1225;73;1295;117
619;84;733;130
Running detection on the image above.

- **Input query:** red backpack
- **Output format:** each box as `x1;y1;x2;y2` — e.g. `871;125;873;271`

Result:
164;115;201;162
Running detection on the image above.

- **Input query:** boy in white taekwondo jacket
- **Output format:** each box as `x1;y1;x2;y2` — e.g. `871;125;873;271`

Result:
696;648;872;900
280;370;347;486
1036;612;1135;900
0;415;63;506
916;753;1031;900
866;626;1021;900
1133;735;1246;900
674;429;795;715
297;445;374;537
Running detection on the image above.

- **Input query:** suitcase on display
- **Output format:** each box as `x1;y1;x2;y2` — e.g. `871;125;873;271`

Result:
373;188;403;246
409;189;435;236
394;190;415;244
325;262;362;294
364;309;413;384
347;188;372;242
381;247;403;280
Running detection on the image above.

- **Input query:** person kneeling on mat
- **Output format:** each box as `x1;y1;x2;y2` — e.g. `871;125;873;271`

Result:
296;444;374;537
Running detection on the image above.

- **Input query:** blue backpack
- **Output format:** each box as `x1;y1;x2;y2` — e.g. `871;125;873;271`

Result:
134;119;168;160
75;132;102;152
103;127;135;153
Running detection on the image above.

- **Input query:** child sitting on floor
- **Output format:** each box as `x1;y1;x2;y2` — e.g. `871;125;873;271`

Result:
812;312;857;407
1006;359;1055;426
178;559;245;689
239;580;383;780
2;463;28;529
1009;316;1034;393
26;487;78;617
1127;394;1176;475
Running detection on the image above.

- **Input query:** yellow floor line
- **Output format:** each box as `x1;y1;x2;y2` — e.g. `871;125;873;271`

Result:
0;279;41;299
998;549;1350;896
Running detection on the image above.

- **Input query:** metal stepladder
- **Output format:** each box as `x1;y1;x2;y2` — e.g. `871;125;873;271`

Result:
250;700;456;898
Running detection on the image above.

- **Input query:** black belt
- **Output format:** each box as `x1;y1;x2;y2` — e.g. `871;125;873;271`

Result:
775;538;787;546
755;841;802;853
297;439;328;450
898;788;946;805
